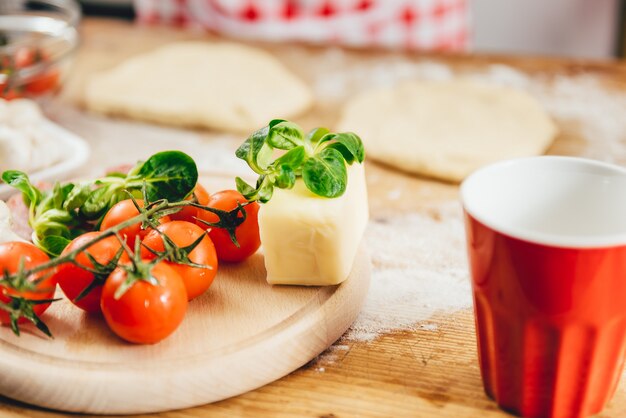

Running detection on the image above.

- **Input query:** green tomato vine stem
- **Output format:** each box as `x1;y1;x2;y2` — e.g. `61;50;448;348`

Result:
3;198;246;291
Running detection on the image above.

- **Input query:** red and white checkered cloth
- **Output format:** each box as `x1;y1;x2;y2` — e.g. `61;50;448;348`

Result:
134;0;470;52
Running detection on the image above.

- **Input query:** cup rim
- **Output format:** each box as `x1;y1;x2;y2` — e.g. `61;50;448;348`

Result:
460;156;626;249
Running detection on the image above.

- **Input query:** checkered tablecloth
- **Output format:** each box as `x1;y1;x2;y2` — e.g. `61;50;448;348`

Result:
134;0;470;51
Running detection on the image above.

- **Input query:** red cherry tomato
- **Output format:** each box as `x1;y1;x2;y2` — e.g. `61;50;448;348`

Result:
101;262;187;344
54;232;125;313
169;183;210;224
1;47;58;98
141;221;218;300
25;69;60;95
1;87;23;100
0;242;55;326
196;190;260;263
100;199;171;246
13;47;37;69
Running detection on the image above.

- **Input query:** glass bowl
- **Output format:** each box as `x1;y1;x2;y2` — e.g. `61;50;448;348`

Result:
0;0;80;99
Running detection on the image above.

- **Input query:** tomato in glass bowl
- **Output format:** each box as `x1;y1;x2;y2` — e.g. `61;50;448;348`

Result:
0;0;79;100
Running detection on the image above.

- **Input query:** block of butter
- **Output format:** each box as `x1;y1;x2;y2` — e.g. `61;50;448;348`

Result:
258;163;369;286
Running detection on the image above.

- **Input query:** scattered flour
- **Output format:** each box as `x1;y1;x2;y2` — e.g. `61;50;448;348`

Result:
468;67;626;163
345;202;472;342
313;342;353;368
418;323;439;332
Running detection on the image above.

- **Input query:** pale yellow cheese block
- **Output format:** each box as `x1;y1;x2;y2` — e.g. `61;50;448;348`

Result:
258;163;369;286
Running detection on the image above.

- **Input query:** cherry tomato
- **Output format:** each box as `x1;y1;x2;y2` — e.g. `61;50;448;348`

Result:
0;242;55;326
169;183;210;224
1;87;22;100
13;47;37;69
101;261;187;344
196;190;260;263
141;221;217;300
54;232;125;313
100;199;171;246
25;69;60;95
0;46;56;99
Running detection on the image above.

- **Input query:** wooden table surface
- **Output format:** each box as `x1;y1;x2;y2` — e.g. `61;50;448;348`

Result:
2;17;626;418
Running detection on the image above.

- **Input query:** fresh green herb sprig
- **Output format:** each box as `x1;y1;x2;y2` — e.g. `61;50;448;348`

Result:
1;150;198;257
235;119;365;203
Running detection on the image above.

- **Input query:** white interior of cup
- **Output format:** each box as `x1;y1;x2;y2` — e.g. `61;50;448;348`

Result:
461;156;626;248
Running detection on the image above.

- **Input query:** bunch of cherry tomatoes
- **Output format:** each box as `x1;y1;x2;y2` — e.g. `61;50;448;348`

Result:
0;186;260;344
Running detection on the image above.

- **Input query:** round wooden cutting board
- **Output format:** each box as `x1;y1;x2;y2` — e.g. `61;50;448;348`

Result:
0;245;370;414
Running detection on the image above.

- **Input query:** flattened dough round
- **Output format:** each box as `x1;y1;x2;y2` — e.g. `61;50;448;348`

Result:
85;42;313;133
337;80;558;182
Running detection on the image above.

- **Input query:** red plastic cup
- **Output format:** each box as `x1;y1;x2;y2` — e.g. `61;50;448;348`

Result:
461;156;626;418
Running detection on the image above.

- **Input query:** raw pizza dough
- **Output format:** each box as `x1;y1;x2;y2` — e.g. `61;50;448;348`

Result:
337;80;558;182
84;42;313;133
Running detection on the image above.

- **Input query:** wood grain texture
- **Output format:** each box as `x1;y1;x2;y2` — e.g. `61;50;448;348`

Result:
0;247;370;414
2;17;626;418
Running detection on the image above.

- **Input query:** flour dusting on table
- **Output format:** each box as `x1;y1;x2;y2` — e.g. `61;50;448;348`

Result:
345;202;472;341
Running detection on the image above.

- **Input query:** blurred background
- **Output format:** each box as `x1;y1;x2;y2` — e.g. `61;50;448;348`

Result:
80;0;624;59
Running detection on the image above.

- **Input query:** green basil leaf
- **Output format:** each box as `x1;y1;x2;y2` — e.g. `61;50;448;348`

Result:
257;143;273;171
268;119;285;129
52;183;74;210
256;176;274;203
236;121;366;202
80;186;116;220
274;165;296;189
302;148;348;198
314;132;336;147
267;120;304;150
37;208;74;225
235;177;256;199
39;235;71;257
1;170;42;206
64;182;92;212
306;127;330;147
35;223;67;239
32;208;74;244
273;146;306;169
325;132;365;164
236;126;273;174
129;150;198;202
126;158;145;178
105;172;127;179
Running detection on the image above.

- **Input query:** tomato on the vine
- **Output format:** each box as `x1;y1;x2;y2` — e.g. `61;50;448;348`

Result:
141;221;217;300
196;190;260;263
100;199;171;246
54;232;125;313
101;261;187;344
169;183;209;224
0;242;56;330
